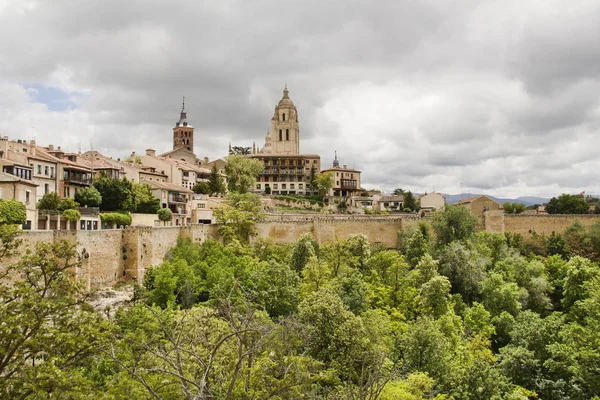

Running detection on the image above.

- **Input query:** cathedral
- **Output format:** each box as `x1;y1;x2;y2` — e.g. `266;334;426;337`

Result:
248;86;321;195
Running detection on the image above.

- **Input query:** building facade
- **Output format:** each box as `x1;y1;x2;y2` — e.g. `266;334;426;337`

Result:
321;152;361;198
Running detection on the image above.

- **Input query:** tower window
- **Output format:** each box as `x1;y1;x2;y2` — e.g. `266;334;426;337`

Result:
279;129;282;141
286;129;289;141
283;113;286;121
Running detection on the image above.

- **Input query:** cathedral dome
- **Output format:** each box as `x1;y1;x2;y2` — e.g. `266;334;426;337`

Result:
277;85;295;107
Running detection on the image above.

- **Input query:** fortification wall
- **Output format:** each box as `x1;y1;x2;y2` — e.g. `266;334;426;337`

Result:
503;214;600;236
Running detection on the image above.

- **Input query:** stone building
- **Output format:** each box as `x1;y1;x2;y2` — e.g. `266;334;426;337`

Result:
0;171;37;230
321;152;362;198
419;192;445;212
247;86;321;196
457;195;502;215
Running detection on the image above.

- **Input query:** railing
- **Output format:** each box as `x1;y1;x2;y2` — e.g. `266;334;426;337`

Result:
169;194;187;203
63;176;92;185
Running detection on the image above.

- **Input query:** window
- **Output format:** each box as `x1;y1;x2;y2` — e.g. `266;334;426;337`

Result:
279;129;282;141
336;181;339;185
290;184;295;189
198;203;206;208
286;129;289;141
299;183;303;189
44;166;49;175
37;165;42;174
282;184;287;189
25;190;30;204
45;183;49;194
273;184;278;189
256;184;261;189
305;160;309;164
282;113;286;121
50;167;54;177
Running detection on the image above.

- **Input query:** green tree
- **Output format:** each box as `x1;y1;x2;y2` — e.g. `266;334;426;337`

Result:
192;181;211;194
58;197;79;211
123;182;160;213
37;192;61;212
229;145;251;155
290;233;318;272
93;177;131;211
208;164;226;194
224;155;263;193
431;204;479;247
403;190;417;212
157;208;173;224
503;202;526;214
308;166;318;192
0;199;26;225
393;188;405;196
213;192;264;243
314;171;333;198
546;193;590;214
74;186;102;207
62;208;81;222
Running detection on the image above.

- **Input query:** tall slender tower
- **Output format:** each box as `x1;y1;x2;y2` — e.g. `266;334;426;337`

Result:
267;85;300;154
173;97;194;152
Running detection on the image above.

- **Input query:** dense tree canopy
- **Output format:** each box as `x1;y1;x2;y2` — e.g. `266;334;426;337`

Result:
3;205;600;398
224;155;263;194
546;193;590;214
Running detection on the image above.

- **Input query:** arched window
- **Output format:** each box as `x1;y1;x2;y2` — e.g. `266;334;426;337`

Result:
184;132;187;137
282;113;286;121
187;139;190;145
279;129;282;141
182;139;185;145
286;129;289;141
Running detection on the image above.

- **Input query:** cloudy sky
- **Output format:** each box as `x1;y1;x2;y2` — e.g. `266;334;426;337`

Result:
1;0;600;198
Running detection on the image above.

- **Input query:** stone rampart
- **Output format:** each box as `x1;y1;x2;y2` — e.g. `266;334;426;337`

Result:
503;214;600;236
8;212;598;289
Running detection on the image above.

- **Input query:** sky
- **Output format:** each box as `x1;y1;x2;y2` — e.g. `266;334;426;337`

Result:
1;0;600;198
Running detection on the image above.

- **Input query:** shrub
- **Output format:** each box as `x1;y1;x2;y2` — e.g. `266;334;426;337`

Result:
62;209;81;222
0;199;26;225
157;208;173;222
100;212;132;227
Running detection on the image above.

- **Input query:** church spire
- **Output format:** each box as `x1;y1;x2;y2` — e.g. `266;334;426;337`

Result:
333;150;339;167
283;84;289;99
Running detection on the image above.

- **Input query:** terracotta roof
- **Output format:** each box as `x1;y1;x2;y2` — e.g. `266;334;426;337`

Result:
141;179;193;193
0;171;38;186
379;195;403;202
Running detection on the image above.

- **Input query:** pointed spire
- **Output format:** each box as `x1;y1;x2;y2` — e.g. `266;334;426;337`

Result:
333;150;339;167
181;96;185;112
283;84;289;99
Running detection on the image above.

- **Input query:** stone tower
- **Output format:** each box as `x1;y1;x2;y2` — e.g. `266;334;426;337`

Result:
173;97;194;152
267;85;300;154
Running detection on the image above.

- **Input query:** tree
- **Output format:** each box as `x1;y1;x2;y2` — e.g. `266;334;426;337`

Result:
314;172;333;198
123;182;160;214
308;166;318;192
193;181;211;194
393;188;405;196
157;208;173;224
58;197;79;212
229;145;251;155
403;191;417;212
93;177;131;211
0;199;26;225
213;192;264;243
62;209;81;222
224;155;263;193
290;233;318;272
0;239;112;397
208;164;226;195
546;194;590;214
37;192;61;212
503;202;526;214
431;204;479;247
74;186;102;207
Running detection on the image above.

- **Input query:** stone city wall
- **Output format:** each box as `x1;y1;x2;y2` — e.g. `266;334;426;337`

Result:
7;212;600;289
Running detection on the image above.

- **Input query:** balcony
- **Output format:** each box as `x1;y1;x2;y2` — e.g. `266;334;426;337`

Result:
340;180;358;190
168;194;187;203
63;175;92;185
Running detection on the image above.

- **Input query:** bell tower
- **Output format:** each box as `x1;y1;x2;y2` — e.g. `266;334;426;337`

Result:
268;85;300;154
173;97;194;152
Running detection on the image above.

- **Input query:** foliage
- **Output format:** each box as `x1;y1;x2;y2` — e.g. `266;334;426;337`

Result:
74;186;102;207
229;145;251;155
213;192;264;243
58;197;80;211
192;181;211;194
157;207;173;222
431;204;479;247
94;177;159;213
314;171;333;198
546;193;590;214
393;188;405;196
403;190;417;212
37;192;61;211
0;199;26;225
208;164;226;195
224;155;263;193
62;208;81;221
503;202;526;214
100;212;132;227
123;182;160;213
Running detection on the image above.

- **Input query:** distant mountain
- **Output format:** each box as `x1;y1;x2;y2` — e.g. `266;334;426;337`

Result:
442;193;549;206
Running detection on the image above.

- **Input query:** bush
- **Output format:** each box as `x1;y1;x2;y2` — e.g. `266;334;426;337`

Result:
74;187;102;207
0;199;26;225
100;212;132;227
264;186;272;195
37;193;61;211
62;209;81;222
157;208;173;222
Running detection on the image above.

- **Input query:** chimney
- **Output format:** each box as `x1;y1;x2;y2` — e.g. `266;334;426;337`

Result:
343;164;347;169
146;149;156;156
130;151;136;161
48;144;54;151
204;156;209;164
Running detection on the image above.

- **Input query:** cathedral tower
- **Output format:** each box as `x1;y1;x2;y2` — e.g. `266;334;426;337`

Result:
267;85;300;154
173;97;194;152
